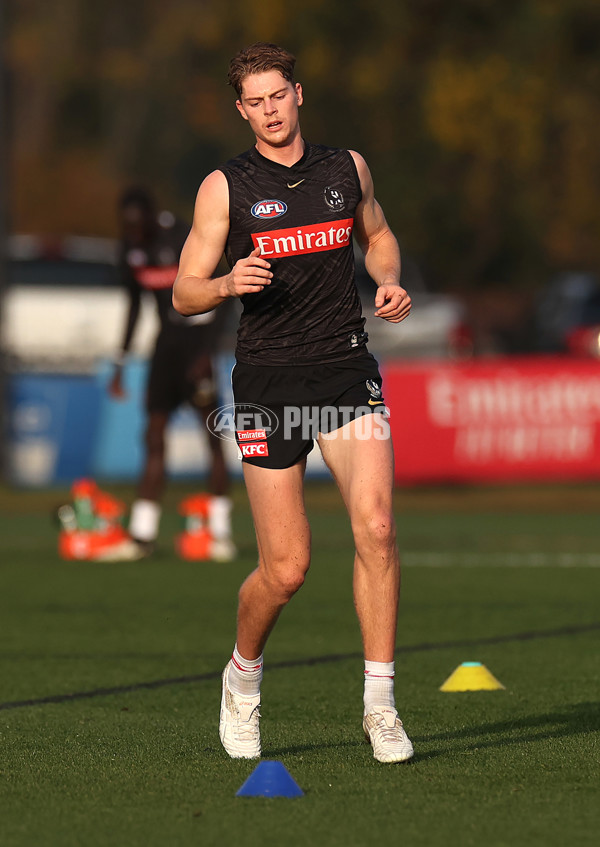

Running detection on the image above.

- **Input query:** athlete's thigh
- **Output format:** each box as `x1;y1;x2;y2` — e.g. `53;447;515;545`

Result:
147;340;179;413
242;459;311;568
317;413;395;517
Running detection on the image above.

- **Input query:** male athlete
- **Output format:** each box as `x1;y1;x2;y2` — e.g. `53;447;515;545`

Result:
108;187;235;561
172;43;413;762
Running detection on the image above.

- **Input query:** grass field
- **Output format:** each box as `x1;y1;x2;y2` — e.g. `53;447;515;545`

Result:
0;481;599;847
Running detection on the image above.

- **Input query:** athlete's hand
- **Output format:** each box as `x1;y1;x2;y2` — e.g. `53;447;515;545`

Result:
225;246;273;297
108;367;127;400
374;284;412;323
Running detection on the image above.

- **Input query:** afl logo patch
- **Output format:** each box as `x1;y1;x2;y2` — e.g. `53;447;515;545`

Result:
251;199;288;219
324;186;345;211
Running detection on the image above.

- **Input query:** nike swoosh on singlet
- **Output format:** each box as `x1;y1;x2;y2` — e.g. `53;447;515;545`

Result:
287;179;305;189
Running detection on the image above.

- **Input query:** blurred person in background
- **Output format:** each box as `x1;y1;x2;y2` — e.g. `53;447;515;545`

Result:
107;186;235;561
173;43;413;763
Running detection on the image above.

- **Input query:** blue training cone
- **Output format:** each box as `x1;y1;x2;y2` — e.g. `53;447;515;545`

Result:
236;760;304;798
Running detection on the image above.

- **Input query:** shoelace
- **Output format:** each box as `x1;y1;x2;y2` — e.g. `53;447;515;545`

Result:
234;706;261;742
371;713;403;744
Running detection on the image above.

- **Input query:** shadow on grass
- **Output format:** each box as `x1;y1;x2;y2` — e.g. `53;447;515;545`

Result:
1;624;598;712
262;739;364;757
412;701;600;760
263;702;600;763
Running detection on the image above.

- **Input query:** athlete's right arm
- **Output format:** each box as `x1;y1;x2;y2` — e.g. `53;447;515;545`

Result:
172;170;272;316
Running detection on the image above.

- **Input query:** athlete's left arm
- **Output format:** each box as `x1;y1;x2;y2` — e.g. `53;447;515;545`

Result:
350;151;411;324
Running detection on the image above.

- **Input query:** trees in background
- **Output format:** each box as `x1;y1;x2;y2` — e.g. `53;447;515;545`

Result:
7;0;600;290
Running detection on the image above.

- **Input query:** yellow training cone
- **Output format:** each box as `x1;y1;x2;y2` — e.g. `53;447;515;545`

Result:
440;662;505;692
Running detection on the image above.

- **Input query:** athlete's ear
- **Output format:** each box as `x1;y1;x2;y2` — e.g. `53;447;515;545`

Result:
235;99;249;121
295;83;303;107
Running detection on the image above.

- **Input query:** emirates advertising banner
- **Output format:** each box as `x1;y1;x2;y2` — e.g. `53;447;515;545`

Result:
384;358;600;484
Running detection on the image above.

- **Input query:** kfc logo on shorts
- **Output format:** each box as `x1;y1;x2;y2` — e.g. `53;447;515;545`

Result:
236;429;267;441
240;442;269;457
251;200;288;219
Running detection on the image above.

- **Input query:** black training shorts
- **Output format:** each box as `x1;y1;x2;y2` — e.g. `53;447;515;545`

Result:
147;332;216;413
231;353;388;469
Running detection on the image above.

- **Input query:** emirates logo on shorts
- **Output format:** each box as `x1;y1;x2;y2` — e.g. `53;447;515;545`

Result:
236;429;267;441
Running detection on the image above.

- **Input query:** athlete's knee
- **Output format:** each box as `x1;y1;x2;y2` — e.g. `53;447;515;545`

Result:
353;506;397;553
275;570;307;601
262;553;310;602
191;376;217;409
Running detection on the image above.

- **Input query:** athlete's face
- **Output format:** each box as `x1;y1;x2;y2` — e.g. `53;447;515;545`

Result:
120;203;152;245
236;70;303;149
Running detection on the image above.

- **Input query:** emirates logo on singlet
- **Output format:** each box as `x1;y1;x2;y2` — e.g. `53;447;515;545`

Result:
252;219;353;258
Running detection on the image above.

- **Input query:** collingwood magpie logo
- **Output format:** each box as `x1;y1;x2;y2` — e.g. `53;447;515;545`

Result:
324;186;345;211
366;379;384;406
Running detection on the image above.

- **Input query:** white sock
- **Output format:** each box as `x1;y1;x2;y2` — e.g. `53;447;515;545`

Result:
228;644;263;697
208;495;233;540
364;660;396;714
129;499;161;543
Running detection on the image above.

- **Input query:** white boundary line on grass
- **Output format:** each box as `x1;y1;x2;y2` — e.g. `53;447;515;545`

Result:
403;552;600;568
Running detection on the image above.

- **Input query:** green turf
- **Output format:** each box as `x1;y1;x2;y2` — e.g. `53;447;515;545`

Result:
0;482;598;847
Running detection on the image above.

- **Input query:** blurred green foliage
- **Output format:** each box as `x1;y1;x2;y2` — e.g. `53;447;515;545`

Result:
6;0;600;289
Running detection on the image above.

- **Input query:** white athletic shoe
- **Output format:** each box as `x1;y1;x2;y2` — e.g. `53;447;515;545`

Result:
219;661;261;759
363;706;414;763
211;538;238;562
91;537;152;562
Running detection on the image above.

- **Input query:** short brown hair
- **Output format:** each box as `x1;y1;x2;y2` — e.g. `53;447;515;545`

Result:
228;42;296;98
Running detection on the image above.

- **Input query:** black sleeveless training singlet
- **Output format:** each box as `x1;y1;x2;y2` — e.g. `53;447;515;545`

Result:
220;142;367;366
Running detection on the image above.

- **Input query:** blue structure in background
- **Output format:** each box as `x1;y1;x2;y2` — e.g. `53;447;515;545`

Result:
90;355;240;481
7;372;102;485
91;358;147;479
6;355;240;486
7;353;328;487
